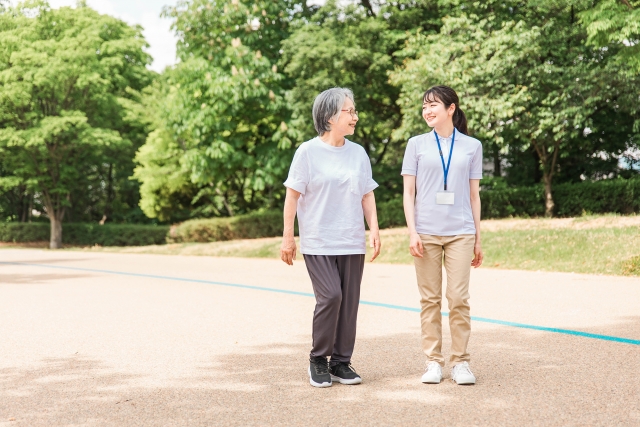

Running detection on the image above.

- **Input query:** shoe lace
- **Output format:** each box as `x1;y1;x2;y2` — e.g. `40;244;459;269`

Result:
312;358;329;375
453;363;472;378
425;362;440;374
335;362;356;375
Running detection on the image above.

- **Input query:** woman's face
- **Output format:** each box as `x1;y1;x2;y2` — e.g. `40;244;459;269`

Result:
422;97;455;129
329;97;358;136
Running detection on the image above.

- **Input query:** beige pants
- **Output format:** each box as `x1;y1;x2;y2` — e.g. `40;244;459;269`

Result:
414;234;475;367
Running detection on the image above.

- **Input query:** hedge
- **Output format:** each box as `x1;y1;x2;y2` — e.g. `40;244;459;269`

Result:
0;223;169;246
481;177;640;218
168;210;286;243
2;177;638;245
377;176;640;228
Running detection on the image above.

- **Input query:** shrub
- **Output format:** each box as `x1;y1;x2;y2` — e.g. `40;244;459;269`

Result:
553;178;640;216
482;177;640;218
0;223;169;246
480;186;545;218
0;222;49;242
377;197;406;229
168;210;286;243
64;224;170;246
3;177;638;246
375;176;640;224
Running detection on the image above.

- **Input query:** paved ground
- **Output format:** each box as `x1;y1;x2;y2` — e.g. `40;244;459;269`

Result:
1;249;639;426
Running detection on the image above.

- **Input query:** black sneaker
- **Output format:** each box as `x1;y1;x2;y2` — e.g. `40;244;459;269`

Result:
308;356;332;388
330;362;362;385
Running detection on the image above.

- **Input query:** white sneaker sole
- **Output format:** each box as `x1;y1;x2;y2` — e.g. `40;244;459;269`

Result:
421;376;442;384
308;366;332;388
330;374;362;385
452;377;476;385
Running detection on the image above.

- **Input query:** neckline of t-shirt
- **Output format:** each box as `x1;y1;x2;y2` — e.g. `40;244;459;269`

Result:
314;136;351;151
430;128;458;141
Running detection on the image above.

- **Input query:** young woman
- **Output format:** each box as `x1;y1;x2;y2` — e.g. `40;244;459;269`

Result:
401;85;483;385
281;87;381;388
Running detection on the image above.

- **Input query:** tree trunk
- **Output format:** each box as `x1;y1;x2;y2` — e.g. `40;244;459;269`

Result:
531;139;560;218
105;163;113;220
28;195;33;223
49;215;63;249
542;174;554;218
359;0;375;16
21;195;27;222
215;187;234;217
493;144;501;177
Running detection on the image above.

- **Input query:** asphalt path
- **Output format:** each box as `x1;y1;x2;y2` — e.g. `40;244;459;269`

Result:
1;249;639;426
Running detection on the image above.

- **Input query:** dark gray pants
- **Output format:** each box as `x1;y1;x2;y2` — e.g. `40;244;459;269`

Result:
303;254;365;365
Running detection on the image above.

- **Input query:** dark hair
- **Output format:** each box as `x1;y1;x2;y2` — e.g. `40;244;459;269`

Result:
422;85;468;135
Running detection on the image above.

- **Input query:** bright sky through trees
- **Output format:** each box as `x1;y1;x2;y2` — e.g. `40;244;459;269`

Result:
8;0;179;72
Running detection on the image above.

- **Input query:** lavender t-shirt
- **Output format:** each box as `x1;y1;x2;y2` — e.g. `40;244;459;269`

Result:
401;129;483;236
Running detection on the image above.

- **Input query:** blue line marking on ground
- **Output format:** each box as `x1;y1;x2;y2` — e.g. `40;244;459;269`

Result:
2;261;639;346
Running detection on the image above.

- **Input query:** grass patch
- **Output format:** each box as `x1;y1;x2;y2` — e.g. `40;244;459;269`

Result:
621;255;640;276
77;237;292;259
480;227;640;275
358;227;640;276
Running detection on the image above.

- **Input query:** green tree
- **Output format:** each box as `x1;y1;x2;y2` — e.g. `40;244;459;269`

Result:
0;1;152;247
281;0;451;201
580;0;640;74
392;1;636;216
134;0;312;221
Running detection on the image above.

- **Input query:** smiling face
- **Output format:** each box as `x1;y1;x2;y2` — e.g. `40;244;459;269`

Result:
328;97;358;136
422;95;455;129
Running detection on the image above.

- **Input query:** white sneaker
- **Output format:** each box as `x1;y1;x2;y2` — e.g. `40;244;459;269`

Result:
421;362;443;384
451;362;476;385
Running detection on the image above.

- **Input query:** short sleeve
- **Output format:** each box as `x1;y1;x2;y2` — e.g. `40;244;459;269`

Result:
283;147;309;194
469;143;483;180
363;153;378;194
401;138;418;176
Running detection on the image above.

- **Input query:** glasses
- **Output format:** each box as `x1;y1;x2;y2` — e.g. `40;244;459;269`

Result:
341;109;359;118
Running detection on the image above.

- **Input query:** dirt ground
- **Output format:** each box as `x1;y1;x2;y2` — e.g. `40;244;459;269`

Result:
1;249;639;426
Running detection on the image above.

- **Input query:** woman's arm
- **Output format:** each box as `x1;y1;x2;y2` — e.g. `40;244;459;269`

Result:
403;175;423;258
469;179;483;268
280;188;301;265
362;191;381;262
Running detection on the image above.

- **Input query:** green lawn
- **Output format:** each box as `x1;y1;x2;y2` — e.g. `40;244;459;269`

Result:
372;226;640;276
481;227;640;275
76;217;640;276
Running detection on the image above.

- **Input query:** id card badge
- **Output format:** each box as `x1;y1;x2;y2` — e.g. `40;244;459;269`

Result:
436;191;455;205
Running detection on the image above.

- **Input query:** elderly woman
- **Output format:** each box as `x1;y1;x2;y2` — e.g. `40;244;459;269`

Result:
281;87;381;388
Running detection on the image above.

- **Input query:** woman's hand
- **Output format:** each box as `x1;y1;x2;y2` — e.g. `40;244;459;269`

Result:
471;239;483;268
369;229;381;262
280;236;297;265
409;232;424;258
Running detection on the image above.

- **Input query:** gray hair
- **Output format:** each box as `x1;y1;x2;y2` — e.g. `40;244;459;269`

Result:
312;87;355;136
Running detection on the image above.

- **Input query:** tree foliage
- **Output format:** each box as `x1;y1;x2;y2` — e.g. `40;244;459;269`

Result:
391;0;640;216
281;0;455;200
580;0;640;74
2;0;639;231
0;1;152;247
133;0;313;221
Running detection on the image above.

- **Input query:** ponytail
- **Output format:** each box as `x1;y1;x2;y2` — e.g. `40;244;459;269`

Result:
423;85;469;135
453;107;468;135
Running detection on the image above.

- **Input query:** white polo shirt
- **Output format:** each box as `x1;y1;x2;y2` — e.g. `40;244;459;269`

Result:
284;137;378;255
401;129;483;236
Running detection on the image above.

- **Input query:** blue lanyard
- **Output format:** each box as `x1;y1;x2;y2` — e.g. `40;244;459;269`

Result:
434;128;455;191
